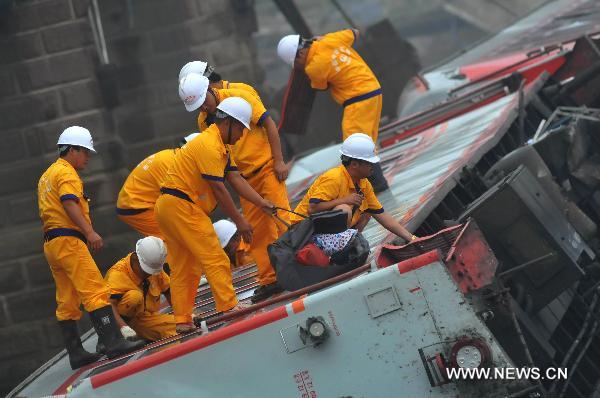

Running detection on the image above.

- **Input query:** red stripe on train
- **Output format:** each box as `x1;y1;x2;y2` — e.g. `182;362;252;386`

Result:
91;306;288;389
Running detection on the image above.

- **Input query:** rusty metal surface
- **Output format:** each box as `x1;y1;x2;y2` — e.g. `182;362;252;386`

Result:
377;220;498;293
376;224;463;268
444;220;498;293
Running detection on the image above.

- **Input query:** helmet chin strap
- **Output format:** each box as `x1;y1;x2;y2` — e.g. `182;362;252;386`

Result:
208;89;218;109
226;118;233;145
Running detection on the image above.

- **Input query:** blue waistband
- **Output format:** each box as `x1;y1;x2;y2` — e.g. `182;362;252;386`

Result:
44;228;86;244
116;207;149;216
160;188;194;203
242;161;269;179
342;88;382;107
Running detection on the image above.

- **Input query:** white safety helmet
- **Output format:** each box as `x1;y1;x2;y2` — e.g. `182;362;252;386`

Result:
183;132;199;143
179;60;208;81
277;34;300;67
178;73;209;112
216;97;252;129
340;133;380;163
136;236;167;275
213;220;237;248
57;126;97;153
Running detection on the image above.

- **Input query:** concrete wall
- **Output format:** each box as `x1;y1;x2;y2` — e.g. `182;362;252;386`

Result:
0;0;260;395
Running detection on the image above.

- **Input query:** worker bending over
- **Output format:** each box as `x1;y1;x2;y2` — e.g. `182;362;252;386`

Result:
105;236;176;342
37;127;143;369
277;29;389;192
180;72;290;303
116;133;198;238
156;94;273;333
214;219;254;269
116;133;198;273
291;134;416;243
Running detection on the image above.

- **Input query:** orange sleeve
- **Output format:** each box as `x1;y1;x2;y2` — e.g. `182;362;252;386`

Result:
159;272;170;293
197;111;210;131
308;173;341;204
244;93;269;126
193;143;227;182
57;171;81;203
326;29;356;47
305;51;330;90
364;182;384;214
225;153;238;172
220;88;269;126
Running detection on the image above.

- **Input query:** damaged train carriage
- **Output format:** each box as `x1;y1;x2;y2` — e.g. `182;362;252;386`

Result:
67;35;600;398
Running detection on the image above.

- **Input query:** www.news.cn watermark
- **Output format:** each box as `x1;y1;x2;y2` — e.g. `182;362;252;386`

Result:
446;367;568;381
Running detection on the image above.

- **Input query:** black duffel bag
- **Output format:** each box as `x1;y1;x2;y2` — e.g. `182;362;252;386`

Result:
268;209;370;291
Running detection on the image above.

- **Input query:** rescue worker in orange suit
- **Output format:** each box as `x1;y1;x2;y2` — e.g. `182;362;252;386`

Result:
277;29;389;192
116;132;199;274
116;133;198;238
290;134;416;243
37;126;144;369
105;236;176;342
181;72;291;303
213;219;254;269
156;92;274;333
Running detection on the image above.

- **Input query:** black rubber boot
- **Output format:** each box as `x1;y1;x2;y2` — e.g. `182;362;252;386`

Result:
250;282;284;303
368;162;389;193
58;320;102;370
89;306;146;359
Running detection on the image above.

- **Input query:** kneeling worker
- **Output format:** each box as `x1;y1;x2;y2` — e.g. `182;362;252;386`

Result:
105;236;176;342
38;126;144;369
290;133;416;242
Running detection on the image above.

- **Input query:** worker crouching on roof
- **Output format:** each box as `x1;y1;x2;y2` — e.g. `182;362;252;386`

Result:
116;132;199;274
214;219;254;269
155;89;274;334
38;127;144;369
277;29;389;193
105;236;176;342
179;70;290;304
290;134;416;252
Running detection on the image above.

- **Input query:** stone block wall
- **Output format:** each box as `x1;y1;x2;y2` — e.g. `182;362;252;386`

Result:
0;0;259;395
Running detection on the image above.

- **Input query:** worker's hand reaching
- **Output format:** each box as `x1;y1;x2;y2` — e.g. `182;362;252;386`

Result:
120;325;138;341
260;199;275;215
274;160;289;181
86;230;103;251
236;217;254;244
342;193;364;207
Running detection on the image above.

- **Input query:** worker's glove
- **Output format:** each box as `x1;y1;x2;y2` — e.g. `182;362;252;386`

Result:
192;313;201;327
192;313;209;334
120;325;138;341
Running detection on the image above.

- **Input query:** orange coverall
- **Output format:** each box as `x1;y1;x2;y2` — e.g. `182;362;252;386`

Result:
304;29;383;142
155;124;239;323
38;158;110;321
198;87;290;286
